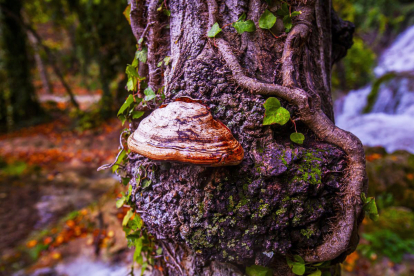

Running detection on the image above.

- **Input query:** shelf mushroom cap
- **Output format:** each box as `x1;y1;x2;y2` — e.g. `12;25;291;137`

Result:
127;99;244;166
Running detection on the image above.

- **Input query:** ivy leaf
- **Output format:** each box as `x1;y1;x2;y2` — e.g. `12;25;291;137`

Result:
123;5;131;24
157;61;163;67
294;255;305;264
259;9;277;29
116;196;126;208
232;14;256;34
207;22;222;37
292;263;305;275
138;37;143;44
308;269;322;276
281;3;289;14
132;111;145;119
246;265;273;276
283;15;293;32
133;237;143;263
291;11;302;17
364;197;379;221
163;9;171;16
163;56;171;65
142;179;152;189
122;209;134;226
118;95;135;116
126;77;137;91
144;87;156;101
263;97;281;112
126;65;139;78
135;47;148;63
290;133;305;144
263;107;290;125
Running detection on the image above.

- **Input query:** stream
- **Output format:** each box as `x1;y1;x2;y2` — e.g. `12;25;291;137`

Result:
335;25;414;153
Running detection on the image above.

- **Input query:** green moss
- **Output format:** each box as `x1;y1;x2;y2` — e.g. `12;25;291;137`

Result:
294;151;323;185
188;229;213;249
275;207;287;216
300;228;314;239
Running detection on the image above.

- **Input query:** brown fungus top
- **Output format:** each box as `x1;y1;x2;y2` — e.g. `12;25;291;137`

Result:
127;99;244;166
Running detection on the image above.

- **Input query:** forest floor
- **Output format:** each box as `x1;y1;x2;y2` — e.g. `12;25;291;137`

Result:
0;115;142;276
1;108;414;275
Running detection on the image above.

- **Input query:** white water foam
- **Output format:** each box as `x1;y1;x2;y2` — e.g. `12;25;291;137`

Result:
335;25;414;153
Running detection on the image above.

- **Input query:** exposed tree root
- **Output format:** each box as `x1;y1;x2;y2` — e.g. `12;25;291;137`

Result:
206;0;366;263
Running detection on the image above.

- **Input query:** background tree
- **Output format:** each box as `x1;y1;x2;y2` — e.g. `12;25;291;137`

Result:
0;0;43;131
115;0;369;275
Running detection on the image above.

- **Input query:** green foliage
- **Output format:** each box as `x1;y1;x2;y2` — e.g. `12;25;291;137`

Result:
287;255;331;276
232;14;256;34
262;97;290;125
274;3;301;32
332;37;376;90
258;9;277;30
359;229;414;263
135;47;148;63
287;255;305;275
0;160;28;176
157;56;171;67
361;193;379;221
363;72;396;113
290;133;305;145
246;265;273;276
300;228;314;239
207;22;222;37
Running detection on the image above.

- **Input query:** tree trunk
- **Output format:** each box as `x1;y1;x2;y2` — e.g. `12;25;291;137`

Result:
125;0;366;275
0;0;43;129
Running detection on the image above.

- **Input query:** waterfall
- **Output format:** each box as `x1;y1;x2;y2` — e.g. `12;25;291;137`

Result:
335;25;414;153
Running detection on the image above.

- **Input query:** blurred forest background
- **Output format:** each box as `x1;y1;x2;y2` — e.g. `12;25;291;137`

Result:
1;0;414;275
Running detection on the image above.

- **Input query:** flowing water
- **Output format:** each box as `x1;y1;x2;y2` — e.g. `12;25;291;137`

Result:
335;25;414;153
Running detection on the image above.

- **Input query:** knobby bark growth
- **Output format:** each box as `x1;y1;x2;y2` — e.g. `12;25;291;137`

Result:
124;0;367;275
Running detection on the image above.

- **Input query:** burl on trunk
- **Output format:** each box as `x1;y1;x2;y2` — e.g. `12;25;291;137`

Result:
122;0;367;275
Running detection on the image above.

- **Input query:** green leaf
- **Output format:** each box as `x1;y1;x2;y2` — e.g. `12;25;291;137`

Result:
123;5;131;24
281;3;289;14
121;176;130;186
291;11;302;17
290;133;305;144
361;192;367;203
118;95;135;116
308;269;322;276
133;237;143;263
132;56;139;67
126;65;140;78
163;9;171;16
138;37;143;44
207;22;222;37
144;87;156;101
259;9;277;29
364;197;379;221
163;56;171;65
116;196;126;208
142;179;152;189
122;209;134;226
157;61;163;67
292;263;305;275
283;15;293;32
126;77;137;91
233;19;256;34
263;97;281;111
246;265;273;276
132;111;145;119
293;255;305;264
263;107;290;125
135;47;148;63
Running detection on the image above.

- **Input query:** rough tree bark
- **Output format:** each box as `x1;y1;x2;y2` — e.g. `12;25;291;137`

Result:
124;0;366;275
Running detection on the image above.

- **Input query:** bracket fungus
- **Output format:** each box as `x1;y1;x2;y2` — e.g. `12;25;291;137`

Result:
127;98;244;166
